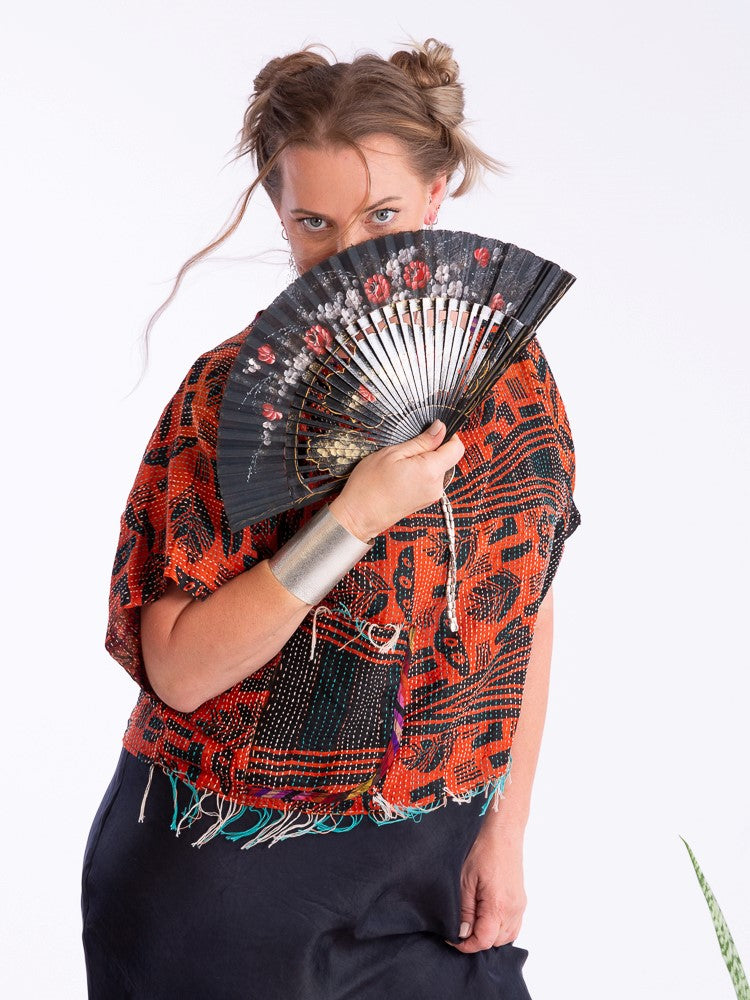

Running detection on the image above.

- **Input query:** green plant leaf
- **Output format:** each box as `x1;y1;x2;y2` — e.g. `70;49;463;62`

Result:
681;836;749;1000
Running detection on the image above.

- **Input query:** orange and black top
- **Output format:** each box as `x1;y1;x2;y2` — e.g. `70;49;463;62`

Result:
105;313;580;848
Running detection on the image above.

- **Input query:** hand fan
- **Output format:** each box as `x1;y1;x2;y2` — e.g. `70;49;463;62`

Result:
217;228;575;533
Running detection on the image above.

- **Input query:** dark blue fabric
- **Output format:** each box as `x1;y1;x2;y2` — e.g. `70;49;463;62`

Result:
81;748;532;1000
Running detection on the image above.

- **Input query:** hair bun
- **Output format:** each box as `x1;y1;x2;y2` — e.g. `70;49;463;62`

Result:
390;37;459;88
253;48;330;96
389;37;464;128
253;57;285;95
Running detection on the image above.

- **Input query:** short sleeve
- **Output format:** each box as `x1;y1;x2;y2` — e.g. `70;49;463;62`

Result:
539;481;581;604
527;337;582;604
104;325;280;691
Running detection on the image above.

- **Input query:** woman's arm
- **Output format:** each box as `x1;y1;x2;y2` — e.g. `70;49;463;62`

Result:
141;565;310;714
447;584;554;952
484;583;554;837
141;421;464;713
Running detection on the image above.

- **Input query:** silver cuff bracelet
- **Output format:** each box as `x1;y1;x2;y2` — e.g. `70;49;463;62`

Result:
267;505;374;605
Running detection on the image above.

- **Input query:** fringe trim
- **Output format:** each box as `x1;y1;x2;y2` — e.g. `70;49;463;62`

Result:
136;755;513;850
138;763;155;822
479;761;512;817
439;491;460;633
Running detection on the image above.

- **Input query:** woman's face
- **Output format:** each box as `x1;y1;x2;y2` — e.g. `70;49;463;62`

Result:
273;133;447;274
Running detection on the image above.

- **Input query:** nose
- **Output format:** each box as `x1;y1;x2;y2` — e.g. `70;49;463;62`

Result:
335;225;368;255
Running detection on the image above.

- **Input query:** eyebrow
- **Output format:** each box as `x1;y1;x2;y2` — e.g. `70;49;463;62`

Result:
290;196;403;216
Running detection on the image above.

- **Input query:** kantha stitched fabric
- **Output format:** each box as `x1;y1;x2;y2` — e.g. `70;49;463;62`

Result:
105;311;580;848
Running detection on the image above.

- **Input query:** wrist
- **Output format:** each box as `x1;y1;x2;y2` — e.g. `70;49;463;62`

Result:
481;803;529;842
268;504;374;605
480;821;526;857
328;496;379;544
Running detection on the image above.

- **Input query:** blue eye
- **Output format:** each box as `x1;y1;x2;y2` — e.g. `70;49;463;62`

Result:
372;208;398;224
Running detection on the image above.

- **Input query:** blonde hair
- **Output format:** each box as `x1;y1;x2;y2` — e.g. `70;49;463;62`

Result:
134;38;508;386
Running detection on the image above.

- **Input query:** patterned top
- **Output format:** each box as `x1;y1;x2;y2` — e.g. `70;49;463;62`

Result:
105;311;581;846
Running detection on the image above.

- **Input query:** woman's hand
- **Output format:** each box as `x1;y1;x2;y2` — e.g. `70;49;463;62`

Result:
446;826;527;952
328;419;464;542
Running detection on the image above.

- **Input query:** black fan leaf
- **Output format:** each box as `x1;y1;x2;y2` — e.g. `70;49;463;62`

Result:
218;229;575;531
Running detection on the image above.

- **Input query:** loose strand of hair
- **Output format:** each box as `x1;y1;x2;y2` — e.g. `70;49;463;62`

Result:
125;143;291;398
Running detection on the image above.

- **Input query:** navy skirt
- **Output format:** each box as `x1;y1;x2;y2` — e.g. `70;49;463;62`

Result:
81;747;532;999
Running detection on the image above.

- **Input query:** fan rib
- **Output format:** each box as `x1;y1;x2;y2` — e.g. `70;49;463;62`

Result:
216;228;575;532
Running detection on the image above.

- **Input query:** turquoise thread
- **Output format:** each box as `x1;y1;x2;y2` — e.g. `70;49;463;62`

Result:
157;756;512;847
331;601;379;646
478;753;513;817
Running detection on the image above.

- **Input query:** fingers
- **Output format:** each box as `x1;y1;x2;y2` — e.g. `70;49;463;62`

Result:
436;431;465;467
396;419;447;457
333;420;464;538
445;913;520;953
457;901;476;942
445;835;527;954
374;419;464;475
445;912;498;953
400;421;463;467
444;888;523;953
416;432;464;483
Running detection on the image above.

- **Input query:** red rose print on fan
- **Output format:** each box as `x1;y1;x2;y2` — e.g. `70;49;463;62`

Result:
262;403;283;421
364;274;390;305
403;260;431;289
490;293;506;311
357;385;376;403
474;247;490;267
257;344;275;364
304;325;333;357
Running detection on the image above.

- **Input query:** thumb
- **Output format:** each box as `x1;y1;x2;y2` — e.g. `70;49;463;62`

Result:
436;431;465;467
445;886;477;947
458;896;477;940
398;419;447;458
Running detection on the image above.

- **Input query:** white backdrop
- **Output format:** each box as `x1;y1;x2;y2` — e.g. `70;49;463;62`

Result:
2;1;749;996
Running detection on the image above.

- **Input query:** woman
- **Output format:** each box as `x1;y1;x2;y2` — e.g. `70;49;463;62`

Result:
82;38;580;999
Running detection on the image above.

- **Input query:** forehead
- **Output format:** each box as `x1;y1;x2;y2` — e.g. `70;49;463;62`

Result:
277;134;422;206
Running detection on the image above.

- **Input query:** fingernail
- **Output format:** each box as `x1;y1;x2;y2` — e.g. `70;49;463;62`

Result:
459;921;471;938
428;420;444;436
